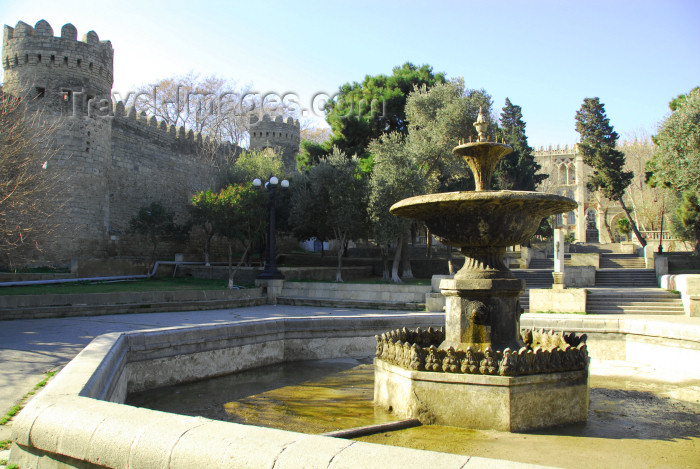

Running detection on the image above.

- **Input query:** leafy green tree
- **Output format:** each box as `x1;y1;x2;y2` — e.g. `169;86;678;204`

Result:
129;202;181;274
289;147;368;281
669;86;700;112
220;149;287;186
494;98;547;191
296;140;327;172
616;217;632;241
288;172;334;255
211;183;267;288
404;79;494;192
648;88;700;194
672;191;700;255
368;133;426;282
324;63;446;161
535;217;554;240
575;97;645;246
189;189;218;266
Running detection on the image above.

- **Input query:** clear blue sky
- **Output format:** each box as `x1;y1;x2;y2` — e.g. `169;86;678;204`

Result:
2;0;699;147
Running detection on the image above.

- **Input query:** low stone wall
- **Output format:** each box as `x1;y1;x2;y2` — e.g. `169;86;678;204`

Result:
564;266;595;287
660;274;700;317
0;288;265;320
182;265;373;283
280;281;431;303
521;314;700;378
529;288;587;314
570;253;599;268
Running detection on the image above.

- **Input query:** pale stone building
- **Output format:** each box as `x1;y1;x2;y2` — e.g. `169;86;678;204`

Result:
534;145;624;244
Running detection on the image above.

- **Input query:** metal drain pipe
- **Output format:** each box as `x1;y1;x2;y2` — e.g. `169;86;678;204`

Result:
321;419;422;439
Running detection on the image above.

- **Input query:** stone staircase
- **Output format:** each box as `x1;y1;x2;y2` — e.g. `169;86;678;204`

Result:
595;269;658;287
586;289;684;315
599;254;647;269
517;246;667;312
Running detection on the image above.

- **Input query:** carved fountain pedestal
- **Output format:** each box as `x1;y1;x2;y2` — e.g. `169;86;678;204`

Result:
374;113;589;431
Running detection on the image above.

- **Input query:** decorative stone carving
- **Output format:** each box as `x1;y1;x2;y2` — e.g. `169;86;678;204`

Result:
375;327;588;376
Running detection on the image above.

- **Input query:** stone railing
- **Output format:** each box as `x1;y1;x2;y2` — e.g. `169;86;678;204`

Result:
640;230;675;241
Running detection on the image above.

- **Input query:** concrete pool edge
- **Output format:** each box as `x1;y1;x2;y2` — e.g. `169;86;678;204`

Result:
10;313;700;468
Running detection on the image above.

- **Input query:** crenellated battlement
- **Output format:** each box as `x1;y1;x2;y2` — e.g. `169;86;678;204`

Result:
532;144;580;157
249;113;300;140
111;101;238;158
2;20;113;102
249;113;300;171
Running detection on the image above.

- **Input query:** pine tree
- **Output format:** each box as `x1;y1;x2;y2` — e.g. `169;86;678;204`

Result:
495;98;547;191
575;97;645;246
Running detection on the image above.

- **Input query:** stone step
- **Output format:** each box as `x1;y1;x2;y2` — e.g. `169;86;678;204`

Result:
522;287;682;315
586;307;684;315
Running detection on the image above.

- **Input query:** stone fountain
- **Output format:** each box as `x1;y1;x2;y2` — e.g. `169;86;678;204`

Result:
374;109;589;432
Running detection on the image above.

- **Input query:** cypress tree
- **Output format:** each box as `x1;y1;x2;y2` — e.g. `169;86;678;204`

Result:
575;97;645;246
495;98;547;191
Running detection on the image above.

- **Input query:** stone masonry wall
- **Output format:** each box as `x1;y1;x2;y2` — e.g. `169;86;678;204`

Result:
2;20;296;266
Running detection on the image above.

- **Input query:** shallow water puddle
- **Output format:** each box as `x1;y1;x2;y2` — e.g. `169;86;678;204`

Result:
127;358;700;468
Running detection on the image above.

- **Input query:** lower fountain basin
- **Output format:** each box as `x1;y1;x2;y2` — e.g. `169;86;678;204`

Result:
9;313;700;468
374;359;588;432
390;191;577;248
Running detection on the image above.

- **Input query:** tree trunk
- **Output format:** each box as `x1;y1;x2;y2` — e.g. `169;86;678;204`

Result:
426;227;432;259
149;238;158;277
229;242;252;288
401;235;413;279
204;233;212;267
600;204;614;243
380;244;390;281
620;198;647;247
391;235;403;283
204;222;213;266
227;242;234;289
626;188;646;231
447;245;455;275
335;232;346;282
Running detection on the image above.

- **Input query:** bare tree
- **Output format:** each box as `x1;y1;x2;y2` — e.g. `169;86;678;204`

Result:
620;133;666;232
0;93;67;268
299;119;331;144
126;73;297;148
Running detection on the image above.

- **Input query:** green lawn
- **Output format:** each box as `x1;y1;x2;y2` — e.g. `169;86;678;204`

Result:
0;277;235;296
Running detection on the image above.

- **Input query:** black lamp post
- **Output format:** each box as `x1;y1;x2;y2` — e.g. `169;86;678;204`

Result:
254;175;289;279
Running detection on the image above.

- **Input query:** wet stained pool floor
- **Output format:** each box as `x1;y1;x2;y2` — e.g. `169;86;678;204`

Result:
126;358;700;469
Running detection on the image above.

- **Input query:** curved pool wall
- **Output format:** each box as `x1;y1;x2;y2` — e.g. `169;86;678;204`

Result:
10;313;700;469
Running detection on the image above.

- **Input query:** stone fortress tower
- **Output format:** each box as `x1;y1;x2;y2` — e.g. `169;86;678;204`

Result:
249;114;300;172
3;20;114;259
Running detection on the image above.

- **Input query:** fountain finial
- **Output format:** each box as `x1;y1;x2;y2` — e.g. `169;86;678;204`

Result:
474;107;488;142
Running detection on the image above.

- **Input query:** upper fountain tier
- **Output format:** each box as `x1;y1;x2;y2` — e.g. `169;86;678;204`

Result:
390;108;576;252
